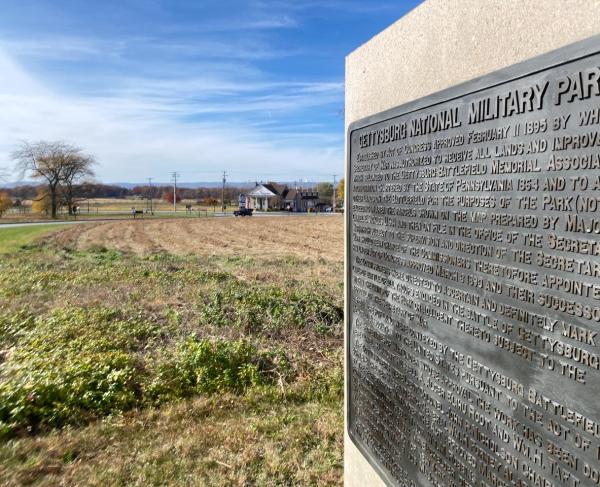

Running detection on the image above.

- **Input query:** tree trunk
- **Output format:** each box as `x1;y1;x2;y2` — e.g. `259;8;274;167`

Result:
50;184;58;219
66;185;73;215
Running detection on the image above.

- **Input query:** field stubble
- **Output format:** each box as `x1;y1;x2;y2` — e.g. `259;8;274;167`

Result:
55;216;343;258
54;216;344;285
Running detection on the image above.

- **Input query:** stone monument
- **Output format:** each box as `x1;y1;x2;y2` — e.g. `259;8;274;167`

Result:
345;1;600;485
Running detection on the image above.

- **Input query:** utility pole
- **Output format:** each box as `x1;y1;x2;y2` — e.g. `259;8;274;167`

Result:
332;174;337;213
148;177;154;215
171;172;179;212
221;171;227;212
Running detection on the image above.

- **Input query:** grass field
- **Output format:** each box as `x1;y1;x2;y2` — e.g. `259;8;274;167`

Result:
1;199;244;224
0;225;70;253
80;198;235;213
0;212;227;225
0;216;344;486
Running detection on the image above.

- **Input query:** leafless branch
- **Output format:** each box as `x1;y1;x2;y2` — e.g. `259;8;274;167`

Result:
11;141;96;218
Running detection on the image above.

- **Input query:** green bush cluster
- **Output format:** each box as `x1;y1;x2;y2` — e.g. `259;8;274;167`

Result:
0;307;287;437
199;283;343;335
144;337;289;403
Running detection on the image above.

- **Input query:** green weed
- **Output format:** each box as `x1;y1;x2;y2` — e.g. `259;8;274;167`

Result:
145;336;287;403
0;307;291;437
198;283;343;335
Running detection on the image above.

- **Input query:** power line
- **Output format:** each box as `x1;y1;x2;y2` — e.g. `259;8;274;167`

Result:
171;172;180;212
147;177;154;214
332;174;337;213
221;171;227;212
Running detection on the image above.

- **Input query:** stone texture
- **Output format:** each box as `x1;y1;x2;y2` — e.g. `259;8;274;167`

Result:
344;1;600;485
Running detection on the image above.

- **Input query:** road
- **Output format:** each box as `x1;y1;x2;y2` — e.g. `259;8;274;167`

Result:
0;212;341;229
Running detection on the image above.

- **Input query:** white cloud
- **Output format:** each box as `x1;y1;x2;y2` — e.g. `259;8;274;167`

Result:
158;14;298;34
0;36;123;60
0;49;343;182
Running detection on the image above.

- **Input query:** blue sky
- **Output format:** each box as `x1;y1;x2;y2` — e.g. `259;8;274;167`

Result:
0;0;422;183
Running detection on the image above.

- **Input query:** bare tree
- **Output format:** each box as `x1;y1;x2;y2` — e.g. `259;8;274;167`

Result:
11;141;95;219
62;154;96;215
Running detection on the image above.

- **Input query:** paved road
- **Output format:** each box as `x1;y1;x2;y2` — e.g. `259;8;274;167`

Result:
0;212;341;229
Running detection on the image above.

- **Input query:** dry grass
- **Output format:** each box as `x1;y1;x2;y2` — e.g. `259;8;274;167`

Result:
0;391;342;487
49;216;344;289
81;198;232;212
52;216;343;261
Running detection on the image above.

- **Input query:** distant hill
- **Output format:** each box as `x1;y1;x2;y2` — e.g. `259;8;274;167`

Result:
0;180;37;188
111;182;257;189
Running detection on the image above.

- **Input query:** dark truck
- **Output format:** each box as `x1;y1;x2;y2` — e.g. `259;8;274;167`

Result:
233;208;253;217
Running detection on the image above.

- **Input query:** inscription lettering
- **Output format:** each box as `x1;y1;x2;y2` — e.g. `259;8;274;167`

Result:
348;43;600;487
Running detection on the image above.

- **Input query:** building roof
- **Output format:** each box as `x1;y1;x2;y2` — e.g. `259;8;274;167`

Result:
248;184;278;197
262;183;283;195
247;183;319;201
250;182;290;198
285;188;298;200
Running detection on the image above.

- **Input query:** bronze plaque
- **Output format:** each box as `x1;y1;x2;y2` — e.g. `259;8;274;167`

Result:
347;37;600;487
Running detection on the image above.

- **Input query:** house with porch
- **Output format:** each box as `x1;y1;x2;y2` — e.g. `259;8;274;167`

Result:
246;183;319;212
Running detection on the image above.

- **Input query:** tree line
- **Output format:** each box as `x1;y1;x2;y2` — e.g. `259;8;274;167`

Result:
3;183;344;206
2;183;249;202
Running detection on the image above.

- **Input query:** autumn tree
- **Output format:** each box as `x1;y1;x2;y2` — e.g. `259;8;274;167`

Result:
0;192;12;217
32;188;52;215
163;190;181;204
315;182;333;200
336;178;345;207
12;141;95;219
202;197;219;212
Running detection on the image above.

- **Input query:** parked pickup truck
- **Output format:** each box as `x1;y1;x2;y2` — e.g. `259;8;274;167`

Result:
233;208;253;217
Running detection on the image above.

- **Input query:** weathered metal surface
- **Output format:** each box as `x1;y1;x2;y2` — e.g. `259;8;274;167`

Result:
347;36;600;487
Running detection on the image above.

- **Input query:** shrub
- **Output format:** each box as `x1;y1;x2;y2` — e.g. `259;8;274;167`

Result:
199;284;343;335
145;336;285;403
0;349;138;435
0;307;290;436
0;307;160;434
0;192;12;217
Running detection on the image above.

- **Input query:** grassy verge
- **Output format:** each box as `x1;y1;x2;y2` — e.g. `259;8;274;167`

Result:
0;213;222;225
0;225;70;253
0;228;343;485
